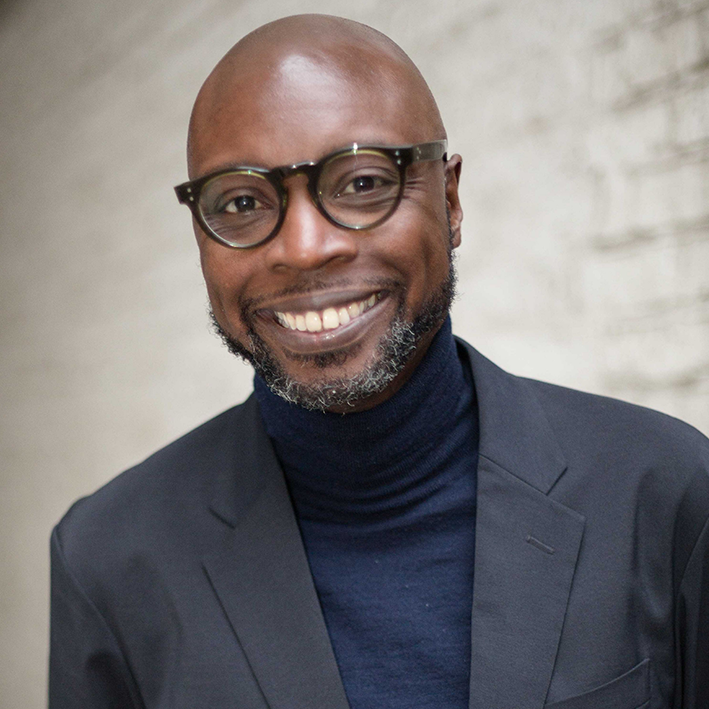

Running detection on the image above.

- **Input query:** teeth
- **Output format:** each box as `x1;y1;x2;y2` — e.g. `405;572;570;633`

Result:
322;308;339;330
274;293;381;333
305;312;322;332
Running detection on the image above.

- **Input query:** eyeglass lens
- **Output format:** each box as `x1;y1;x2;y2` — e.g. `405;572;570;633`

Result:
197;148;403;247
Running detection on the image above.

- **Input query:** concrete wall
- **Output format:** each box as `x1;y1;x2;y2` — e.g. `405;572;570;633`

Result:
1;0;707;704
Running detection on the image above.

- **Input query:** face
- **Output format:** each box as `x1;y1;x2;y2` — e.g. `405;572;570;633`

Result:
189;52;463;412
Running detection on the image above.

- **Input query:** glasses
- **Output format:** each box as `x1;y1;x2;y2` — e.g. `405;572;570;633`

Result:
174;140;447;249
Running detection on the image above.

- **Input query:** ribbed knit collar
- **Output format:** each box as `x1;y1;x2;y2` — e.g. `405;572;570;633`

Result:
253;317;475;522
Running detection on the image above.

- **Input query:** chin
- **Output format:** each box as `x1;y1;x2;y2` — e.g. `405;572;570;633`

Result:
210;259;456;412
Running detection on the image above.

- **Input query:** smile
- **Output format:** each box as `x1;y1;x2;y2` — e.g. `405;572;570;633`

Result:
273;293;383;333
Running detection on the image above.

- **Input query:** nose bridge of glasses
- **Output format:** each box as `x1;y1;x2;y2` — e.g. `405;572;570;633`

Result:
273;161;323;207
276;160;318;183
269;161;357;267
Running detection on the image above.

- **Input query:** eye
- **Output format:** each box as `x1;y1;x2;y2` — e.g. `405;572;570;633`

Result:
340;174;386;195
223;195;262;213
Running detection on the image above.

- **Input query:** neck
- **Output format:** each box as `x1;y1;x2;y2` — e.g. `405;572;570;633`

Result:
253;317;474;520
322;322;442;414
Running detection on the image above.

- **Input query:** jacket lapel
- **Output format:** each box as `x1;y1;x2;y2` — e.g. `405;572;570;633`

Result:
202;397;350;709
202;342;586;709
461;343;586;709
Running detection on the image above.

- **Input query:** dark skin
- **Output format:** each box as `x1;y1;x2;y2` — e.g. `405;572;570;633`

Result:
188;15;464;412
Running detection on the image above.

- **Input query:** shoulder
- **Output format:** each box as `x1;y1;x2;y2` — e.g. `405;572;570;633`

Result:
525;377;709;563
53;397;259;589
461;337;709;548
526;376;709;480
461;337;709;484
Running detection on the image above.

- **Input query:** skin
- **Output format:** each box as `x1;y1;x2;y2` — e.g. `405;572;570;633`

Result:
187;15;464;412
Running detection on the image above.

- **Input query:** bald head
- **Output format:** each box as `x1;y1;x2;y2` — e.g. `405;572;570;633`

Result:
187;15;446;177
182;15;464;413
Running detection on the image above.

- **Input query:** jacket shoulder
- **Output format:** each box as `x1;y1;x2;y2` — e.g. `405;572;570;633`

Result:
526;376;709;467
53;397;259;586
526;378;709;560
460;337;709;491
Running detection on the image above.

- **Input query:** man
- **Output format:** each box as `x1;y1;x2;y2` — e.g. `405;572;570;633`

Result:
50;14;709;709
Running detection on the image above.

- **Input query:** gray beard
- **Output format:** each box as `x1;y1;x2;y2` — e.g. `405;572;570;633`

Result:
211;252;457;413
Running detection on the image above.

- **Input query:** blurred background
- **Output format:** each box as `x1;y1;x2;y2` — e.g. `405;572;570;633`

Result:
1;0;708;704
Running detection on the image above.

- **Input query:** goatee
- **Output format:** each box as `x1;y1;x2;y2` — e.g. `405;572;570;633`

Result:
211;247;457;412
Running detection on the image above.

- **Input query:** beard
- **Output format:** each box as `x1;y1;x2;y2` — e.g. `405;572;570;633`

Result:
211;236;457;413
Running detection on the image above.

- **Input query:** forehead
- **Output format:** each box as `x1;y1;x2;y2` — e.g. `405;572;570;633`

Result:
189;51;434;178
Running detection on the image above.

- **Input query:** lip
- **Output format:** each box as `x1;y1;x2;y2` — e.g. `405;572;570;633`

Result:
255;290;394;356
257;288;385;315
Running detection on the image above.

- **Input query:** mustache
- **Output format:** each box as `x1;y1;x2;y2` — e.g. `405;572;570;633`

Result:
239;276;404;312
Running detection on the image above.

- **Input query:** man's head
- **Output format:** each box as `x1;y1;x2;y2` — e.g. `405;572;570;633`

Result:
184;14;463;412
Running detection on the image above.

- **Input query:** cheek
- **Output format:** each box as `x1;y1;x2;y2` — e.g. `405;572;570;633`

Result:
198;250;227;308
380;208;451;301
197;240;251;325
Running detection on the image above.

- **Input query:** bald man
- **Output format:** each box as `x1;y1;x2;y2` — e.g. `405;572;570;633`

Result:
50;15;709;709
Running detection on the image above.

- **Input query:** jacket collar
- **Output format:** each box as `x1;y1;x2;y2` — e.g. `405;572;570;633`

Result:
204;394;351;709
208;339;568;520
204;341;585;709
459;340;585;709
460;339;568;493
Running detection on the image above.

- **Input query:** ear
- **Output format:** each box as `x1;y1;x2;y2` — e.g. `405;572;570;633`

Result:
444;154;463;249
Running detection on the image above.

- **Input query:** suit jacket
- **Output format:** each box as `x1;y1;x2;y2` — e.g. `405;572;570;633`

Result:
50;341;709;709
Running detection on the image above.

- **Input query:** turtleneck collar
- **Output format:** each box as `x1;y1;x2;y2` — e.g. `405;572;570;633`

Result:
253;317;476;521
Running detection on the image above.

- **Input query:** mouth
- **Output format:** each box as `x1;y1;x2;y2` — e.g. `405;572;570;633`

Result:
272;292;383;333
253;288;394;357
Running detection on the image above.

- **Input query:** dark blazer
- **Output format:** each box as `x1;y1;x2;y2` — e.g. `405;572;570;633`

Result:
50;341;709;709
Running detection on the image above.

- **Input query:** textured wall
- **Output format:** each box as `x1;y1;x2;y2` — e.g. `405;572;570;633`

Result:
449;0;709;427
1;0;707;705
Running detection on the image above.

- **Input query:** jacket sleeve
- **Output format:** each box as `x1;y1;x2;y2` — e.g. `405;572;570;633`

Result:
49;526;143;709
675;511;709;709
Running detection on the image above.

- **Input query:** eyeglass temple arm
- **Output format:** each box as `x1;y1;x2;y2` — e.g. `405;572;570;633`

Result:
412;140;448;163
174;183;196;205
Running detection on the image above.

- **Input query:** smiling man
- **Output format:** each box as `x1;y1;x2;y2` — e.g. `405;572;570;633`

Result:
184;18;460;413
50;14;709;709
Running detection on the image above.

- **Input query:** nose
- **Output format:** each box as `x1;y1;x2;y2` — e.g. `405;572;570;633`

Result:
263;177;359;273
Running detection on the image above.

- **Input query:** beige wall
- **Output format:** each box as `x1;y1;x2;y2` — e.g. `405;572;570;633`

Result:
1;0;708;704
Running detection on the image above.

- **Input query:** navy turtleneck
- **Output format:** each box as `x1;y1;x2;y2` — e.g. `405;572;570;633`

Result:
254;318;479;709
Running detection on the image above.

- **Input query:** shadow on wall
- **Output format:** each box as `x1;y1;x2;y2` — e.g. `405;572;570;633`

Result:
0;0;24;22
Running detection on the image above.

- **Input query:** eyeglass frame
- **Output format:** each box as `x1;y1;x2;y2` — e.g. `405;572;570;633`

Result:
174;139;448;249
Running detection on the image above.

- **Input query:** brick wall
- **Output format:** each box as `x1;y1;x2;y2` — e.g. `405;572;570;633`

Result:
433;0;709;430
579;1;709;426
1;0;707;704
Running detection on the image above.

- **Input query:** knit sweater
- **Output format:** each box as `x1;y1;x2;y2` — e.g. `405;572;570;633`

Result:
254;318;479;709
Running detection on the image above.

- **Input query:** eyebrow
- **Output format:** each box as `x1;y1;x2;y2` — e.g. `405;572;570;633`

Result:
192;138;398;180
